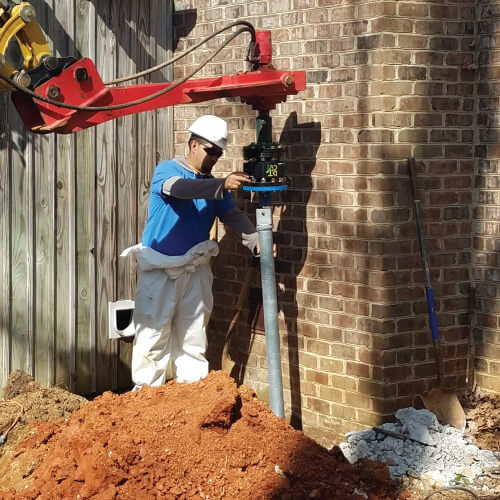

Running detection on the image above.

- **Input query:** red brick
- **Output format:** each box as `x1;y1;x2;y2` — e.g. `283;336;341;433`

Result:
399;3;428;17
346;361;370;378
357;317;396;334
182;0;491;443
345;391;372;410
357;348;396;367
381;365;413;382
372;17;413;33
359;380;397;398
305;369;329;385
319;358;344;373
305;397;331;414
318;327;343;342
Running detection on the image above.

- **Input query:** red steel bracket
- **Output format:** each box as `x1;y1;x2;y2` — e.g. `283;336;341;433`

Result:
11;29;306;134
12;59;305;133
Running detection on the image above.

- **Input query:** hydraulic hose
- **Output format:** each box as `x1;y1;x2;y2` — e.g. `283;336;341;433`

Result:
105;20;255;85
0;25;254;111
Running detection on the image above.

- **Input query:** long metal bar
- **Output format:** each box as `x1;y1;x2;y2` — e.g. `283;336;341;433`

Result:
256;207;284;418
255;109;284;418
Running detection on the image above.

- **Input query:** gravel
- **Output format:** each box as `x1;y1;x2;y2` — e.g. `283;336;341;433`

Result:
339;408;499;487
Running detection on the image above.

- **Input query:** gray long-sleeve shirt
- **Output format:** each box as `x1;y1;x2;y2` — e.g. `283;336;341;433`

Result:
162;157;259;253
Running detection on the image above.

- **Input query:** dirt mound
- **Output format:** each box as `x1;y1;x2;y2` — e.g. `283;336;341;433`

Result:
0;371;400;499
2;370;44;399
0;371;87;492
465;394;500;452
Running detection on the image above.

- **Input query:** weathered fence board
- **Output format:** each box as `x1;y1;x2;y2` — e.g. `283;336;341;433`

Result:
10;112;32;375
0;94;11;386
116;0;137;388
74;0;96;395
33;130;56;388
53;0;76;390
0;1;173;394
95;2;118;393
31;0;56;390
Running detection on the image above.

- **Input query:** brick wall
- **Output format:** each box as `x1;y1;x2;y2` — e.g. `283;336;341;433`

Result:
172;0;497;446
475;2;500;394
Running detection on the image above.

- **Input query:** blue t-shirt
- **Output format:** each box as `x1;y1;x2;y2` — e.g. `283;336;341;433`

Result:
142;160;235;256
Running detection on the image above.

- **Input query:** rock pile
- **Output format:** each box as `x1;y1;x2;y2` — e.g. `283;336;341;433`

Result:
339;408;499;487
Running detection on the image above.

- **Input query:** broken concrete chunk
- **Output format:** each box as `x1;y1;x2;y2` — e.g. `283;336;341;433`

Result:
401;421;437;446
396;408;441;432
340;405;499;488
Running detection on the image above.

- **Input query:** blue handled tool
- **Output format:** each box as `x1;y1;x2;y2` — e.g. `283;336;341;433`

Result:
408;157;465;430
409;157;443;381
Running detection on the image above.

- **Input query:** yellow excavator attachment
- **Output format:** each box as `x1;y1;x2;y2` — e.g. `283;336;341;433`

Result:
0;1;50;91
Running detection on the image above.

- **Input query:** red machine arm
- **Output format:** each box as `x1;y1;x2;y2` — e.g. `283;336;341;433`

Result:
12;58;305;133
9;30;306;134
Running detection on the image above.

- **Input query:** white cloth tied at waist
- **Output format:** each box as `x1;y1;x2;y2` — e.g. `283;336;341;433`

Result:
120;240;219;279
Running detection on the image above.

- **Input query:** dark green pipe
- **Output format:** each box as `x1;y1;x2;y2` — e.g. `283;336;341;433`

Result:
256;110;272;145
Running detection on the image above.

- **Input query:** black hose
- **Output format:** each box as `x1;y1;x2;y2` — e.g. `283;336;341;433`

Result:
0;25;253;112
105;20;255;85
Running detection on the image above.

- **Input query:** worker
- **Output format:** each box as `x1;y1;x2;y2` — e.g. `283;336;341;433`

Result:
122;114;263;388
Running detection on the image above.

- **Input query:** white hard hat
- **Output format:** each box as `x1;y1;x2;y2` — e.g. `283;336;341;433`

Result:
188;114;228;151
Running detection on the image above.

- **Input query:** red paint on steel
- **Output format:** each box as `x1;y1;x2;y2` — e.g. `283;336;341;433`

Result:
255;30;272;65
12;57;306;133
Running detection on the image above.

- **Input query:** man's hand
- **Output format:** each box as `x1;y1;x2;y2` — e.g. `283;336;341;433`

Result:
223;172;249;191
255;242;278;258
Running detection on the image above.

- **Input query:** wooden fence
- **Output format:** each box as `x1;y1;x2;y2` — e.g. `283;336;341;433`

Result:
0;0;173;394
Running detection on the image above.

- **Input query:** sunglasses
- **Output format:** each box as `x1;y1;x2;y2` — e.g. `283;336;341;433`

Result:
202;145;223;157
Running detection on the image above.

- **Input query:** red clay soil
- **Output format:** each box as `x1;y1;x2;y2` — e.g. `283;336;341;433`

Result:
0;371;401;500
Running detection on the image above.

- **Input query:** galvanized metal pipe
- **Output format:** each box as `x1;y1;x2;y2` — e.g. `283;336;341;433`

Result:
256;207;284;418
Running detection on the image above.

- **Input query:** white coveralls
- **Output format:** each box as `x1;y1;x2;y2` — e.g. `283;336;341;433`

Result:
121;240;219;387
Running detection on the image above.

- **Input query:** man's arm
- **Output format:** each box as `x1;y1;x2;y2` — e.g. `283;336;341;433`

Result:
220;207;259;254
162;172;251;200
162;177;225;199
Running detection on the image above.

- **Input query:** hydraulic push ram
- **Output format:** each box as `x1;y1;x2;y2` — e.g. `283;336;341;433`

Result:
0;0;306;418
243;111;288;418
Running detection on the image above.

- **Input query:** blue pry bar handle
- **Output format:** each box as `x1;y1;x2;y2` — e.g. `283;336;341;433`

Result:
409;157;444;384
425;287;439;341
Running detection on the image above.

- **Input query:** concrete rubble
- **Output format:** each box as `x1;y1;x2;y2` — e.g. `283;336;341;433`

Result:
339;408;500;488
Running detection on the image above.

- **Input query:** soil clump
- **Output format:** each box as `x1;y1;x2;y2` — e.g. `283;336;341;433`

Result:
462;390;500;452
0;371;401;499
0;371;87;492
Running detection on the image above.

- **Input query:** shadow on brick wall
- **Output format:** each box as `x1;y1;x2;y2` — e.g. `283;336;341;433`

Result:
172;7;197;52
277;113;322;428
210;112;321;430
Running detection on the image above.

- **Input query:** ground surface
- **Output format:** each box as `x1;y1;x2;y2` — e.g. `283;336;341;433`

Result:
0;371;87;493
0;370;399;500
464;392;500;452
0;371;498;500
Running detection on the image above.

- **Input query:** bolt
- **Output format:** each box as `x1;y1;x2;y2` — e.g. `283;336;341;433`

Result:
74;67;88;82
14;71;31;88
43;56;59;72
283;75;293;86
20;4;36;23
47;85;60;100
